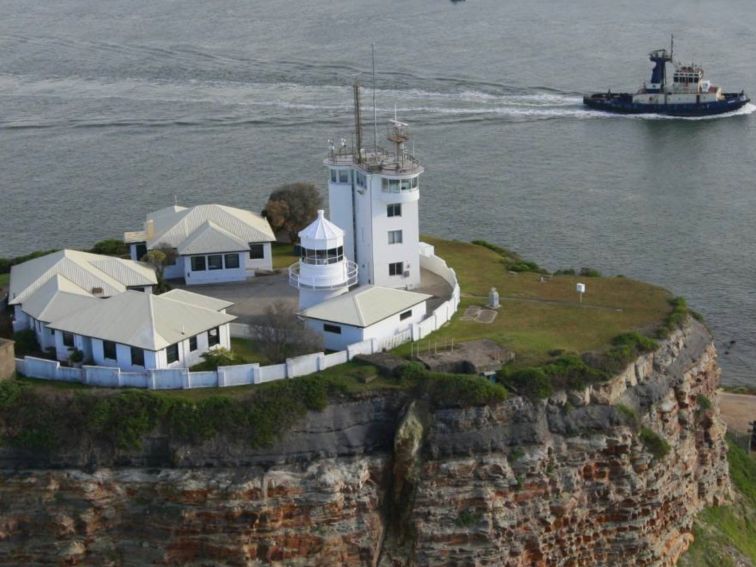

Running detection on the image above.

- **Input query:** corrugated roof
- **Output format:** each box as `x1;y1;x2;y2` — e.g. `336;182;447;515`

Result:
47;290;236;351
299;285;431;327
137;204;275;252
21;275;101;322
177;221;249;255
9;250;157;306
160;289;233;312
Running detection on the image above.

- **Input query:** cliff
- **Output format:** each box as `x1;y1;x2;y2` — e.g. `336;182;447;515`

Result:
0;318;730;566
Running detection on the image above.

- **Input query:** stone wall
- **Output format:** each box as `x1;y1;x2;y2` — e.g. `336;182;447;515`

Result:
0;339;14;380
0;319;731;566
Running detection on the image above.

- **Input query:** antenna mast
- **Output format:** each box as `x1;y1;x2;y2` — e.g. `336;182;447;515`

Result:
353;81;363;163
670;33;674;60
371;43;378;151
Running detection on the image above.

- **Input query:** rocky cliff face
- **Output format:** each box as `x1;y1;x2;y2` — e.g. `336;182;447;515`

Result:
0;319;730;566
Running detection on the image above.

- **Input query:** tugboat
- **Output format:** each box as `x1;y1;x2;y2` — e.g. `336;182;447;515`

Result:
584;38;749;116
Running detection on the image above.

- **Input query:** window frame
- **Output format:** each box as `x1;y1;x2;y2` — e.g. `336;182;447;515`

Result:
62;332;74;348
189;336;198;352
389;261;404;276
130;346;145;367
338;169;350;184
208;327;220;347
166;343;179;364
207;254;223;271
323;323;342;334
191;256;206;271
387;203;402;217
388;230;403;245
249;243;265;260
103;340;117;361
400;310;412;321
224;253;240;269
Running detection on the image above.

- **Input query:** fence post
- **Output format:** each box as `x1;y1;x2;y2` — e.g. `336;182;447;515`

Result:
317;353;327;372
183;369;191;389
252;364;261;385
285;359;294;379
149;370;158;390
217;367;226;388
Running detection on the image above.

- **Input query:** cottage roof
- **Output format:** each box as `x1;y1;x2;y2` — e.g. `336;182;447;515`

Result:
20;275;101;323
159;289;233;312
9;250;157;306
177;220;249;255
47;290;236;351
299;285;430;328
125;204;275;252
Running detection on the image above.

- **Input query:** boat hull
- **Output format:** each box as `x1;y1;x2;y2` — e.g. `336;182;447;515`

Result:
583;92;750;116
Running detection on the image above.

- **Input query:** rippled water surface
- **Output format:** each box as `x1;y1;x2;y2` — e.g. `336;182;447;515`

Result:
1;0;755;385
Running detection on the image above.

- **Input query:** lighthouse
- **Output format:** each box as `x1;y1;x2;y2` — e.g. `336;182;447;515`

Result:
324;84;423;290
288;210;358;310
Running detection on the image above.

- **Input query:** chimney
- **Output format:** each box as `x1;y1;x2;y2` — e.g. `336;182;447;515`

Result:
145;219;155;241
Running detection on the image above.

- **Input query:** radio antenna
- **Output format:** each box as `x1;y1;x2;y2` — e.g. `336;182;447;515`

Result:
371;43;378;151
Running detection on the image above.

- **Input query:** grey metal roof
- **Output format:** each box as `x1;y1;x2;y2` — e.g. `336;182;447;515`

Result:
47;290;236;351
299;285;431;328
21;275;101;323
9;250;157;306
177;221;249;255
160;289;233;312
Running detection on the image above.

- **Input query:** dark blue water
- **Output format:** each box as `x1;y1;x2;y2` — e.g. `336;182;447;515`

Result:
1;0;755;385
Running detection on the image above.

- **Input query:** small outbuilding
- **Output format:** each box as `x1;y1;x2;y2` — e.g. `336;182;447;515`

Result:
46;289;235;371
299;285;430;351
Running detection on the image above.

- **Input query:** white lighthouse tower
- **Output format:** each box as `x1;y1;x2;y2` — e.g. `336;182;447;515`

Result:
288;210;358;310
324;84;424;290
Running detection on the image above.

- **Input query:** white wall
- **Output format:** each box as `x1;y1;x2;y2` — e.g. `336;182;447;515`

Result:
327;171;356;263
12;305;30;333
245;242;273;273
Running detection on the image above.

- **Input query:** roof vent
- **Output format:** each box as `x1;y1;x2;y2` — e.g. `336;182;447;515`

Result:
91;287;104;297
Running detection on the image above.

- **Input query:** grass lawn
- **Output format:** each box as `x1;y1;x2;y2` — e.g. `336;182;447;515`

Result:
405;237;674;368
271;242;298;270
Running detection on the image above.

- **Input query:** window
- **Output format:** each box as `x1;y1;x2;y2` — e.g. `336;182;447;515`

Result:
387;203;402;217
338;169;350;184
191;256;206;271
135;243;147;261
166;343;179;364
400;310;412;321
63;332;74;347
189;336;198;352
208;327;220;347
355;171;366;188
411;176;419;188
324;323;342;334
400;179;411;191
388;230;403;245
249;243;265;259
330;169;337;183
103;340;117;360
301;246;343;265
389;262;404;276
130;347;144;367
208;255;223;270
224;253;240;269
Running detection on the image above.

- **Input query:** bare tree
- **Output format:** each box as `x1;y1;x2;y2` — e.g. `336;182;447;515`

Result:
262;182;322;243
256;301;323;363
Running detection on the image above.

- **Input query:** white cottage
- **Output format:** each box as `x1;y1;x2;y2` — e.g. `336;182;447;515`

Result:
124;204;276;285
9;249;157;349
46;289;235;370
299;286;430;351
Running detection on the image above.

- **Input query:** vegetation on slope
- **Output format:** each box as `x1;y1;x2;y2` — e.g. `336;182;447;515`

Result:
680;436;756;567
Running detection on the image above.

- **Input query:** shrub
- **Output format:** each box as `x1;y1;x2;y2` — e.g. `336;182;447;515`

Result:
615;404;639;427
418;373;508;408
498;367;553;399
509;260;543;273
197;347;238;370
656;297;689;338
89;239;129;257
579;267;602;277
639;427;670;460
696;394;712;411
12;330;39;357
455;508;483;527
68;349;84;363
553;269;576;276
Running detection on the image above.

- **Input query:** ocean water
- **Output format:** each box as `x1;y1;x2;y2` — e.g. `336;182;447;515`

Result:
1;0;755;386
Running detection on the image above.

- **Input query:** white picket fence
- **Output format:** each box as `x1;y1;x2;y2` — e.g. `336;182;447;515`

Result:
15;247;461;390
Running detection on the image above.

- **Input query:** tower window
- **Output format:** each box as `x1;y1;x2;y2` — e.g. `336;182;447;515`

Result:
338;169;350;184
387;204;402;217
330;169;337;183
388;230;403;245
389;262;404;276
355;172;366;188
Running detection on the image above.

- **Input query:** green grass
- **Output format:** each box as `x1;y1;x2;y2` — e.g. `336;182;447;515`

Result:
409;237;674;369
0;273;9;289
681;437;756;566
271;242;298;270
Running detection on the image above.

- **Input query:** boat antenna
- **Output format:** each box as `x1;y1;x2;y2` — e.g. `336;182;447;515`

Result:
670;33;674;60
353;81;363;163
371;43;378;152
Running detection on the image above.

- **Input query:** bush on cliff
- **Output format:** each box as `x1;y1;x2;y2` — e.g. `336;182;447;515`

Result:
395;363;508;407
656;297;690;338
639;427;670;460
